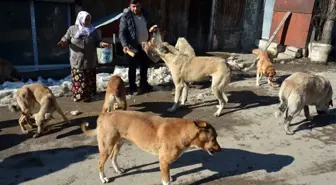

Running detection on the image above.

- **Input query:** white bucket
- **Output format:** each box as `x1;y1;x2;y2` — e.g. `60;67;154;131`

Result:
97;45;113;64
308;42;332;63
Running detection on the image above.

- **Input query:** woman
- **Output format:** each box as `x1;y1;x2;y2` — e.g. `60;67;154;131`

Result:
57;11;110;102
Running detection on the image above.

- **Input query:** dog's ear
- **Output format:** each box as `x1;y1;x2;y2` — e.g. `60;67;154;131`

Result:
329;99;333;107
193;120;209;129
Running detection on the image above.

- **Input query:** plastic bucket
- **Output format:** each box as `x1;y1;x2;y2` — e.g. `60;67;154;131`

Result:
97;45;113;64
309;42;332;63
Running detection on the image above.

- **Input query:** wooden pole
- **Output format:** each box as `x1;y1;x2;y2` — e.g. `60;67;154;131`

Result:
262;11;291;51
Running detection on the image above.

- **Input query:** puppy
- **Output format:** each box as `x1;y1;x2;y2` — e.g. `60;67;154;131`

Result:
81;110;221;185
245;50;276;87
274;72;333;135
255;50;276;86
102;75;127;112
9;83;70;137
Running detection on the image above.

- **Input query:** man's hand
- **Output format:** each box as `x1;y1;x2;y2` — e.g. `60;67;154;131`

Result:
100;42;111;48
123;47;130;53
149;25;158;33
57;40;67;47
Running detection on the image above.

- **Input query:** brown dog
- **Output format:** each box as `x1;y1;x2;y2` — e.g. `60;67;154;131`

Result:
255;50;276;87
0;57;22;84
102;75;127;112
9;83;70;137
81;111;221;185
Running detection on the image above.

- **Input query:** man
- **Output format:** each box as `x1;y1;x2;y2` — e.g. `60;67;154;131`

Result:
119;0;157;95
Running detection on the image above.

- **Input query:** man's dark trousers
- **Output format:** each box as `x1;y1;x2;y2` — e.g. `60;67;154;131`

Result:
127;46;150;92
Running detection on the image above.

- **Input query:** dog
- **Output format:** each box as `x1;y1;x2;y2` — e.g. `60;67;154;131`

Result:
102;75;127;112
142;41;249;117
81;110;221;185
9;83;70;137
0;57;22;84
274;72;333;135
245;50;276;87
175;37;196;57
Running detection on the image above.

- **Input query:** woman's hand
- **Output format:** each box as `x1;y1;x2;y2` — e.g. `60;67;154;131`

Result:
100;42;110;48
57;40;67;47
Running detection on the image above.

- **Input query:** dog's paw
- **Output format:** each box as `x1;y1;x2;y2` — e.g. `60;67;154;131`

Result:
33;133;40;138
115;168;125;174
99;173;109;183
213;112;220;117
286;130;295;135
167;107;176;112
100;177;109;183
21;129;29;134
162;179;171;185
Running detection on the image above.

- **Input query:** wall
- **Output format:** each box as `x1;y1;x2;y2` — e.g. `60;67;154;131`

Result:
241;0;264;51
262;0;275;39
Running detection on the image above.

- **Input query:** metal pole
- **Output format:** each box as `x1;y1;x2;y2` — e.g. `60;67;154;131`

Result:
207;0;217;50
30;0;39;71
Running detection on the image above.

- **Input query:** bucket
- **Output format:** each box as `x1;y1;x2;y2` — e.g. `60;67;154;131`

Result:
97;45;113;64
308;42;332;63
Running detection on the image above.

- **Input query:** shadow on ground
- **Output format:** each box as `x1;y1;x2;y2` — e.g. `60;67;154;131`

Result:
130;101;192;118
189;90;279;116
112;148;294;184
292;108;336;135
0;134;29;151
0;119;19;130
275;74;291;86
54;115;98;139
0;145;97;185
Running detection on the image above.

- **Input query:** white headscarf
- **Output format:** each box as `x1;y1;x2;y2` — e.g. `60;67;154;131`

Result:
74;11;95;39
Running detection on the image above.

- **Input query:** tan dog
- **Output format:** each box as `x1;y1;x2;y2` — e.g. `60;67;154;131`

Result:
9;83;70;137
102;75;127;112
142;41;249;117
81;110;221;185
254;50;276;86
274;72;333;135
244;50;276;87
175;37;196;57
0;57;22;84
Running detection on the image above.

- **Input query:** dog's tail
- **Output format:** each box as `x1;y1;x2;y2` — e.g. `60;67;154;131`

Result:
81;122;97;136
226;57;259;72
242;57;259;72
274;97;288;119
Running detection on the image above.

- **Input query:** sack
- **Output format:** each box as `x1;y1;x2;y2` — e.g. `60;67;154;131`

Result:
142;28;162;63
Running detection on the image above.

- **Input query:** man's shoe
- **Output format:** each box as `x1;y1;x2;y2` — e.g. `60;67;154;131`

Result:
129;88;139;96
139;84;153;94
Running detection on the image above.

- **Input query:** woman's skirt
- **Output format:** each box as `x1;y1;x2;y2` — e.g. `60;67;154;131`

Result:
71;68;96;101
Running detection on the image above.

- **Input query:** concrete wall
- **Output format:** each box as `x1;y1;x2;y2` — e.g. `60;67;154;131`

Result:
262;0;275;39
241;0;264;51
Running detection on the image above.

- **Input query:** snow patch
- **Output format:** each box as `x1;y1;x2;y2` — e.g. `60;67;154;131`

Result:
0;66;172;107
